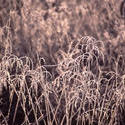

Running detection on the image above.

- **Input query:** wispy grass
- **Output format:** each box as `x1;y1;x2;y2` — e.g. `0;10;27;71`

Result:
0;36;125;125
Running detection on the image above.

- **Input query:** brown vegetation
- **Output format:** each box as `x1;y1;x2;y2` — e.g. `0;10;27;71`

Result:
0;0;125;125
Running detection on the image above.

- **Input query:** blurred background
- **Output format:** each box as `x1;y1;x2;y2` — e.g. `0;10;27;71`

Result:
0;0;124;68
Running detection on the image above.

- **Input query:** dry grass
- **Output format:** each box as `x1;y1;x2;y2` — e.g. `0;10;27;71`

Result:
0;36;125;125
0;0;125;125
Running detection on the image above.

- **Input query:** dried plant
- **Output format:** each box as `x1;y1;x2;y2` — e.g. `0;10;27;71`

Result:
0;0;125;125
0;36;125;125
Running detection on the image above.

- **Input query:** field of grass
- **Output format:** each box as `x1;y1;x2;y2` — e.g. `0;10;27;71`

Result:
0;36;125;125
0;0;125;125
